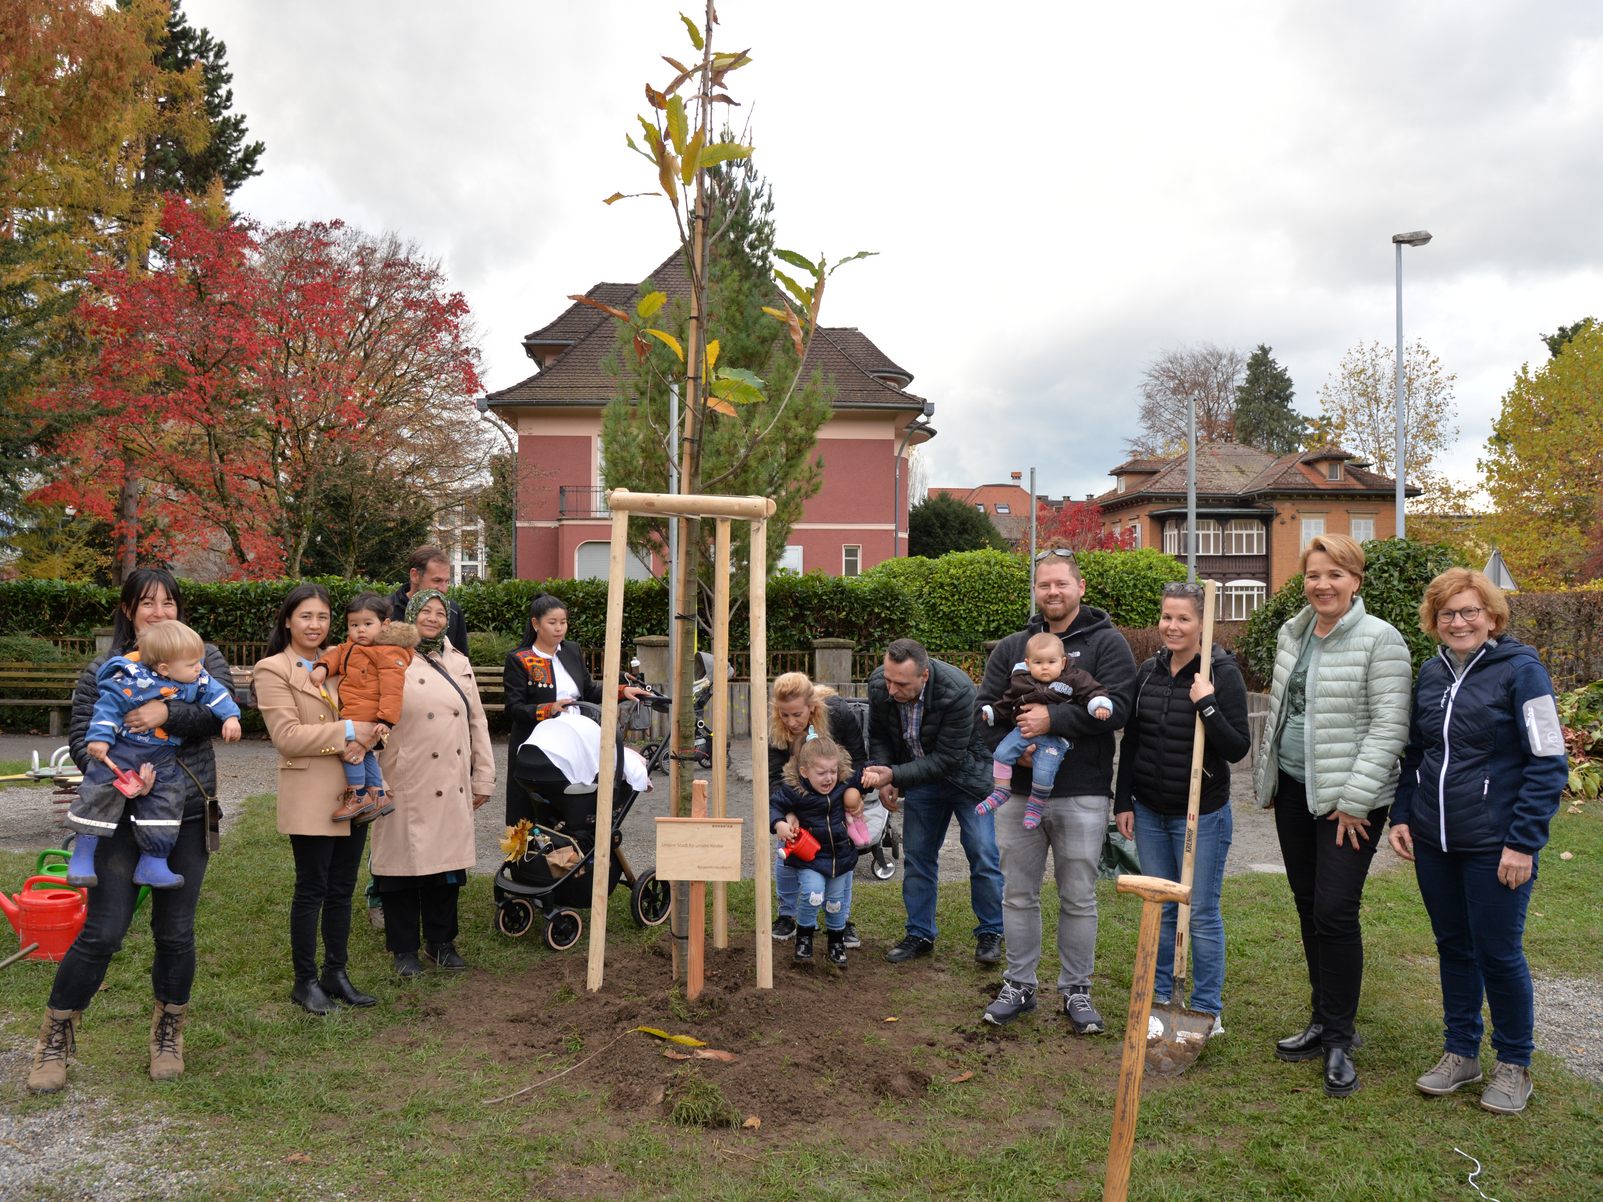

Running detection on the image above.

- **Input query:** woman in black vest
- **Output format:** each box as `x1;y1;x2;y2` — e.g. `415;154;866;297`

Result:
502;594;646;827
1113;581;1250;1029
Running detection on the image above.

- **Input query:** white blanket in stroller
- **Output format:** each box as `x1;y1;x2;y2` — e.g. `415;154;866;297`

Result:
523;711;652;795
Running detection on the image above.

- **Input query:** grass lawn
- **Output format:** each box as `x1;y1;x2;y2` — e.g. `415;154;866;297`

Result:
2;797;1600;1202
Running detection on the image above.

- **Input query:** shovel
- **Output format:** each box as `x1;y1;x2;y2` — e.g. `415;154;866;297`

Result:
1145;579;1218;1076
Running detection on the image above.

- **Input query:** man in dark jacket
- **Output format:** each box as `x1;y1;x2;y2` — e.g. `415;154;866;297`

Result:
388;545;468;655
974;550;1137;1032
860;639;1004;965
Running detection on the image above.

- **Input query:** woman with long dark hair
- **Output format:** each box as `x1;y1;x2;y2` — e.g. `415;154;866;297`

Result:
28;569;236;1092
254;584;383;1014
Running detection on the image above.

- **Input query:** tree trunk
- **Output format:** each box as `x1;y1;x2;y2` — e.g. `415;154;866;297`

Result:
115;458;141;583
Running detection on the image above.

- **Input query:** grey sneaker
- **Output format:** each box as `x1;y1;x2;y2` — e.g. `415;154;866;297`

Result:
771;915;797;941
1480;1061;1532;1114
983;979;1037;1026
1416;1051;1482;1096
1064;991;1104;1035
841;921;862;950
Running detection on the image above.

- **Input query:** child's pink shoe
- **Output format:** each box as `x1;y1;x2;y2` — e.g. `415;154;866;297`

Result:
846;814;871;847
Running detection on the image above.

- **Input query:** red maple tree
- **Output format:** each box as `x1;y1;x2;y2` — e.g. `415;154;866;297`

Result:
1034;498;1135;551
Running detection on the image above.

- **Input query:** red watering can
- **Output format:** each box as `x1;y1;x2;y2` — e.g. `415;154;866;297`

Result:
0;876;88;962
782;828;821;863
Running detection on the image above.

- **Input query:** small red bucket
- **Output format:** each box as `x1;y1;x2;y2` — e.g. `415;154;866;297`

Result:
1;876;89;962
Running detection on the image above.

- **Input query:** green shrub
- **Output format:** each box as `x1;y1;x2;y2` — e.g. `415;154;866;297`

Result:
1078;548;1187;627
1239;538;1461;683
0;634;75;663
918;549;1031;648
1508;589;1603;692
466;630;521;668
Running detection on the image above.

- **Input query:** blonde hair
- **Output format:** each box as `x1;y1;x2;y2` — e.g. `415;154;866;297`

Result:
796;734;851;777
1025;632;1065;660
1300;532;1366;580
1419;568;1509;637
137;621;205;669
768;671;836;750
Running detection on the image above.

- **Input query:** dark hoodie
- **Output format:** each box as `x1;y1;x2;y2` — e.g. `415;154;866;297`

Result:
1393;635;1568;855
976;605;1137;798
1114;644;1251;818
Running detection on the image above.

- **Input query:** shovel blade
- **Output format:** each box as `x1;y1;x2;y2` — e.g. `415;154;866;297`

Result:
1145;1003;1214;1076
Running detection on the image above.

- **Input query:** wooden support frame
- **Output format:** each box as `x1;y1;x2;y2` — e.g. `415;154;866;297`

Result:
587;489;777;992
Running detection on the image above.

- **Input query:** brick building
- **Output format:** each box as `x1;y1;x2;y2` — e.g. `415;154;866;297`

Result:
482;255;935;580
1095;443;1416;618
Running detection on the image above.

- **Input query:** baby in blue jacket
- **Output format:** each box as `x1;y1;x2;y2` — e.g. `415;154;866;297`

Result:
67;621;240;889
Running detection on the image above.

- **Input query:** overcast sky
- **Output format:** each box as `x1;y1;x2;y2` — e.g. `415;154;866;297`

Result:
185;0;1603;502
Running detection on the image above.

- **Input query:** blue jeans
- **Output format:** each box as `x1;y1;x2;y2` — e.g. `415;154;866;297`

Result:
900;781;1004;942
49;812;209;1010
1132;803;1233;1015
795;867;853;932
342;750;385;792
993;728;1067;792
1414;841;1537;1066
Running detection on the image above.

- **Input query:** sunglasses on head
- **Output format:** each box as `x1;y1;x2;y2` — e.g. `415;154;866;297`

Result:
1034;548;1078;563
1163;581;1204;597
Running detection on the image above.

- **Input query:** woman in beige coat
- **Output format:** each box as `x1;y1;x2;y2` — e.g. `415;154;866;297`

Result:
372;589;494;977
254;583;384;1015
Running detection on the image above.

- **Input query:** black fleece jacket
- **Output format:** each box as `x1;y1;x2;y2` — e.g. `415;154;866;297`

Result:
1113;645;1251;817
976;606;1137;798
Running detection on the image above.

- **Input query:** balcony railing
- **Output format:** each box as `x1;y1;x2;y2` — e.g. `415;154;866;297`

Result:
557;485;609;519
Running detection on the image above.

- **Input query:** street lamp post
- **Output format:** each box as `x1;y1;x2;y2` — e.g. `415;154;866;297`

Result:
1391;230;1432;539
892;400;936;558
475;397;517;578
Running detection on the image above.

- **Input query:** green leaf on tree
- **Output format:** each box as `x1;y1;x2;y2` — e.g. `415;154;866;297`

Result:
774;248;818;276
680;12;704;50
644;328;685;361
698;141;753;169
666;95;688;156
636;291;668;320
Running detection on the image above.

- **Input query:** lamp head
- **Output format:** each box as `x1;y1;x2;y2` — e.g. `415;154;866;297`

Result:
475;396;491;414
1392;230;1433;247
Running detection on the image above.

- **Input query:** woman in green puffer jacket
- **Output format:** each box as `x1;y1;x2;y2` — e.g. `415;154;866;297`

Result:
1254;533;1412;1099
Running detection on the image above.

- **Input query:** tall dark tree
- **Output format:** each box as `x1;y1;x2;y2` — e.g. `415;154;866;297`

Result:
1233;344;1303;455
1543;317;1596;359
129;0;265;195
907;493;1008;558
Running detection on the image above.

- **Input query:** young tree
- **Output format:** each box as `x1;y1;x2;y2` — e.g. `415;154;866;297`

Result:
907;493;1008;558
1127;343;1244;457
1034;499;1134;550
1233;344;1303;455
1481;321;1603;585
1316;339;1457;482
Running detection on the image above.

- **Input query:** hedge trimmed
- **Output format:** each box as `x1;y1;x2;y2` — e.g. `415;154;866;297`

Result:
1508;589;1603;692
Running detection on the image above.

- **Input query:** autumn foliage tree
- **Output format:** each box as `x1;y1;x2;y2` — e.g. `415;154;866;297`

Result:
31;198;485;579
1034;498;1134;551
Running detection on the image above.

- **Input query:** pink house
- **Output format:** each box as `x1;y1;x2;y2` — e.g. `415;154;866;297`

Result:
483;255;936;580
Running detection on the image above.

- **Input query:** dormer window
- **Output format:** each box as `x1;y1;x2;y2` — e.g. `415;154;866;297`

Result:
1326;461;1343;481
995;504;1010;514
975;504;986;512
1116;476;1127;494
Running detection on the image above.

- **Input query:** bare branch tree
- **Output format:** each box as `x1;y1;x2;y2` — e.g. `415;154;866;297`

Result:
1127;342;1245;457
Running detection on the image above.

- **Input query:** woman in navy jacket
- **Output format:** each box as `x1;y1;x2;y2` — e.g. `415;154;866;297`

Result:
1389;569;1568;1115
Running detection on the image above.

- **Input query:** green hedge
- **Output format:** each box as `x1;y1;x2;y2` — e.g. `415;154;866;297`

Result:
1508;589;1603;692
1239;538;1463;683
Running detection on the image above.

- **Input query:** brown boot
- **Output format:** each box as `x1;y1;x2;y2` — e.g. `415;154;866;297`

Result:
149;1001;187;1082
332;788;373;822
27;1007;78;1093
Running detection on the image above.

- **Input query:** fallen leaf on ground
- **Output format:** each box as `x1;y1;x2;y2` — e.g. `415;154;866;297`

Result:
694;1048;738;1062
285;1153;312;1165
1534;912;1545;918
1560;851;1575;861
663;1050;692;1060
948;1071;974;1084
633;1025;707;1047
742;1115;762;1130
883;1016;899;1023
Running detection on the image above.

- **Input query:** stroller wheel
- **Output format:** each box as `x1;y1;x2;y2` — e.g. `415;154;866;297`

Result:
496;897;535;938
641;743;662;773
871;850;897;880
545;909;584;951
630;869;672;927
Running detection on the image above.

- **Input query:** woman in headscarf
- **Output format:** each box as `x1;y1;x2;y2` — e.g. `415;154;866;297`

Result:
369;590;495;976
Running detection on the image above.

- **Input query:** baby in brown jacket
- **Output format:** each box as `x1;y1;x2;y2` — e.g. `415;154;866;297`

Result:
309;592;419;822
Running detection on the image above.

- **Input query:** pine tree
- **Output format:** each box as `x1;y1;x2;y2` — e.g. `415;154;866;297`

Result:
1233;344;1302;455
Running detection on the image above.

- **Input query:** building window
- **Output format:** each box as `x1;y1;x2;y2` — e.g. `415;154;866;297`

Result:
1350;515;1375;543
1224;519;1264;556
435;506;484;583
574;541;654;581
1301;515;1326;548
1128;520;1141;548
995;504;1010;514
1220;580;1267;621
1116;476;1127;494
842;545;862;577
1326;461;1343;481
1162;518;1221;556
778;545;804;574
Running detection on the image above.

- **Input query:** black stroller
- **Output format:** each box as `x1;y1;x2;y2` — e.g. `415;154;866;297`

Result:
492;696;675;951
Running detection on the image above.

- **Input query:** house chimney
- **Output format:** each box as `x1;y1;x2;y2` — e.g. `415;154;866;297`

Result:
1010;471;1022;482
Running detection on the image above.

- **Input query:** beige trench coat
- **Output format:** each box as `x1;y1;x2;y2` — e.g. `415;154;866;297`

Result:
370;644;495;877
254;650;359;838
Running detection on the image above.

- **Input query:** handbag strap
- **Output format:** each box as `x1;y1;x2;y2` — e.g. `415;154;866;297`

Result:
422;651;474;714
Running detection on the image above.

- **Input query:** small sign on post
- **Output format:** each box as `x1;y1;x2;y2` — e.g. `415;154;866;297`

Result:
654;817;744;882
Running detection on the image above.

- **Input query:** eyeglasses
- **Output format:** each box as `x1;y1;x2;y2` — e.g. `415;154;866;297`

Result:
1034;548;1078;563
1437;606;1484;625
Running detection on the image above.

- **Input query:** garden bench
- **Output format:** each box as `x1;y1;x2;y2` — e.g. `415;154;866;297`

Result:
0;663;82;736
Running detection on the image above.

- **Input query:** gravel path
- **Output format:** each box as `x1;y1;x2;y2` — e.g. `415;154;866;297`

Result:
0;732;1594;1201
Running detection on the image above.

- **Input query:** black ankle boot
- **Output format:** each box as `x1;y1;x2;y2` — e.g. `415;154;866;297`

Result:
826;929;847;968
319;967;377;1008
1275;1022;1325;1062
1324;1045;1359;1097
794;926;815;962
290;978;337;1015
